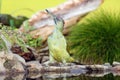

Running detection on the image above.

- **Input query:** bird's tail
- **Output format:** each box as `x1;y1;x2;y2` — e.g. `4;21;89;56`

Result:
72;61;84;65
69;57;84;65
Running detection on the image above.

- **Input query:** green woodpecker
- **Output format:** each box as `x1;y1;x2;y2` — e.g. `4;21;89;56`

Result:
46;9;74;64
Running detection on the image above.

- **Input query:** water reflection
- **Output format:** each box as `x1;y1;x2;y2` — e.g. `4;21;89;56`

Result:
0;73;25;80
0;72;120;80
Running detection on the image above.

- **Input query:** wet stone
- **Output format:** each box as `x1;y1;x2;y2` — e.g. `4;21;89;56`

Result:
4;59;15;69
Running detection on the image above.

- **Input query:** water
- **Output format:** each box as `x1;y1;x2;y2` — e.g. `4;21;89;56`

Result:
0;72;120;80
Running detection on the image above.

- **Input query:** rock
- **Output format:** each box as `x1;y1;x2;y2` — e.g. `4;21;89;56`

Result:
26;61;42;72
13;54;26;65
103;63;112;70
12;73;25;80
35;46;49;63
112;65;120;71
104;63;111;67
113;61;120;66
11;60;25;72
112;62;120;71
0;51;6;72
27;73;42;79
0;74;25;80
86;71;110;77
0;51;26;73
26;61;87;74
38;46;49;53
86;65;110;71
0;75;6;80
11;45;36;62
40;56;49;63
43;73;76;79
4;59;16;70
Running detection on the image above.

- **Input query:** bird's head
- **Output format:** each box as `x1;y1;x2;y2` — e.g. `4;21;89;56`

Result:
46;9;64;31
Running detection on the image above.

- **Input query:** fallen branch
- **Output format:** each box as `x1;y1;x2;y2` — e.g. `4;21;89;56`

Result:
19;0;103;41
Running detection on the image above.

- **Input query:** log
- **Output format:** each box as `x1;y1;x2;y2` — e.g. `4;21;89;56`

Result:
1;60;120;79
19;0;103;41
26;61;112;73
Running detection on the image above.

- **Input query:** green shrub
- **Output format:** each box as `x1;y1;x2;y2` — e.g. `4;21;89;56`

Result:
68;10;120;64
0;23;41;52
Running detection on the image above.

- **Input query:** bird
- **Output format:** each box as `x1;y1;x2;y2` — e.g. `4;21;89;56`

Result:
45;9;75;65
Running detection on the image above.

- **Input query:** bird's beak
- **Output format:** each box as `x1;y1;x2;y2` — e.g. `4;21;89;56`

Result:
45;9;58;25
46;9;56;19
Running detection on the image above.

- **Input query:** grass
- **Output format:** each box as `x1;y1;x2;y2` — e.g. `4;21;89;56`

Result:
67;0;120;64
68;9;120;64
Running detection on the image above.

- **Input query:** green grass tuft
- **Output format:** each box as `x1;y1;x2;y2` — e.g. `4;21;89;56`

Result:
68;9;120;64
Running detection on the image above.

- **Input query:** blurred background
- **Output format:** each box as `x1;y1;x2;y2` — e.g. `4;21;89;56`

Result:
0;0;120;17
1;0;65;17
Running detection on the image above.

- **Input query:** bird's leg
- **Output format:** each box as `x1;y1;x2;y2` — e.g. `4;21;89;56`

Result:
49;54;56;62
63;73;67;80
43;52;56;66
61;58;74;66
59;59;67;67
63;59;66;66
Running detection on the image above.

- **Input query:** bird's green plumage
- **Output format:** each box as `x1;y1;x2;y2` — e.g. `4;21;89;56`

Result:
46;10;74;63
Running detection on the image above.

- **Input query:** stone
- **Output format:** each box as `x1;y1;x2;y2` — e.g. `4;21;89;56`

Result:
0;51;26;73
86;64;110;71
112;65;120;71
0;51;6;72
26;61;42;72
110;62;120;72
0;75;6;80
113;61;120;66
41;56;49;63
0;74;25;80
104;63;111;67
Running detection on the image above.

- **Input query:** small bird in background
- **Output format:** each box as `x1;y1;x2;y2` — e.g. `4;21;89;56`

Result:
45;9;75;65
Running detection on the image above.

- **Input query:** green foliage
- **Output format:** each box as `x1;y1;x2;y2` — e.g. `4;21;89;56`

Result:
0;22;41;52
0;14;28;28
25;34;41;48
68;10;120;64
23;20;34;32
22;20;42;48
0;25;28;52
